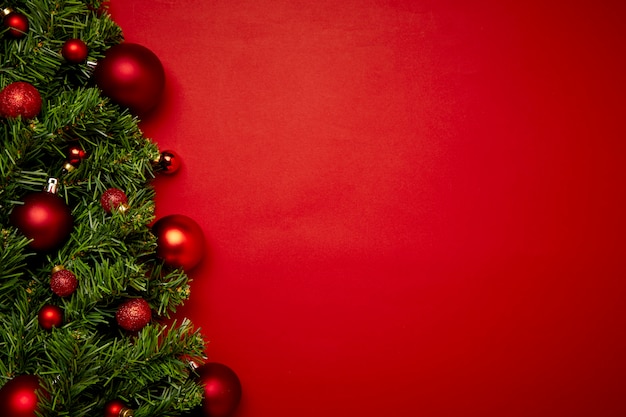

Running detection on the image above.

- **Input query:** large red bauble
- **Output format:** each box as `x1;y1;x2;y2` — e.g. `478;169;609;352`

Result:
195;363;242;417
10;191;74;252
3;12;29;39
0;375;42;417
0;81;42;119
104;399;133;417
153;215;205;271
115;298;152;332
93;42;165;116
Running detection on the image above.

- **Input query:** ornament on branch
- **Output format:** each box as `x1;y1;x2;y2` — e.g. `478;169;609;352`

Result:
0;81;42;119
38;304;64;330
104;399;134;417
63;145;87;172
61;38;89;64
92;42;165;116
50;265;78;297
153;215;205;271
10;178;74;252
101;188;129;213
192;363;242;417
155;149;181;175
2;8;29;39
116;298;152;332
0;375;43;417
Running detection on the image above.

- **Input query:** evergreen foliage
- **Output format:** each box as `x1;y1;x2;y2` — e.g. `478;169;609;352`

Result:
0;1;206;415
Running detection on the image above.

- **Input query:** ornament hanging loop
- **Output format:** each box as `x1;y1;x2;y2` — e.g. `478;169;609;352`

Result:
45;178;59;194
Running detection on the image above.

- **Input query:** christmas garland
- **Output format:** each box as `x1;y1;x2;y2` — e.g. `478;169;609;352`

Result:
0;1;240;416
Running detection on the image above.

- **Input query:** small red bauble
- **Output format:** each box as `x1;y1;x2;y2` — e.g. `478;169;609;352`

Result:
50;266;78;297
93;42;165;116
2;11;29;39
10;188;74;252
153;215;205;271
116;298;152;332
0;375;42;417
38;304;63;330
194;363;242;417
0;81;42;119
104;399;134;417
156;150;181;175
100;188;129;213
64;145;87;171
61;38;88;63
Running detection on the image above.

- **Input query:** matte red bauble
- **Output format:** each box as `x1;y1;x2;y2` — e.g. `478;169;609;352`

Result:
100;188;128;213
50;266;78;297
38;304;63;330
93;42;165;116
195;363;242;417
10;191;73;252
153;215;205;271
61;38;88;63
116;298;152;332
0;375;42;417
0;81;42;119
2;12;29;39
104;399;134;417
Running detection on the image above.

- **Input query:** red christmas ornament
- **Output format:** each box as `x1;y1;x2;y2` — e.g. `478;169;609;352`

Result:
100;188;129;213
50;266;78;297
38;304;63;330
0;375;42;417
61;38;88;63
156;150;181;175
2;11;29;39
194;363;242;417
10;179;74;252
0;81;42;119
116;298;152;332
104;399;134;417
153;215;205;271
92;43;165;116
64;145;87;172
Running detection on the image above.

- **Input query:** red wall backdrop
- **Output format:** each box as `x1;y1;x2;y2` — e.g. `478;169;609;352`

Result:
109;1;626;416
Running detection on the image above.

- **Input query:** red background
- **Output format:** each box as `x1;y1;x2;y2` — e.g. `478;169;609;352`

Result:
109;1;626;416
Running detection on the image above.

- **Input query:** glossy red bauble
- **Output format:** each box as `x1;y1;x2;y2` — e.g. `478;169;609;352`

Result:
156;150;181;175
0;375;42;417
93;42;165;116
0;81;42;119
116;298;152;332
153;215;205;271
195;363;242;417
104;399;133;417
61;38;88;63
2;12;29;39
38;305;63;330
10;191;74;252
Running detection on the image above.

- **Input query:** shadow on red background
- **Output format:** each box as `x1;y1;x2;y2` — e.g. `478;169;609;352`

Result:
109;1;626;416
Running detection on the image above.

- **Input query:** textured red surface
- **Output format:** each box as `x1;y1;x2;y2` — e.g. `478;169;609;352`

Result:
109;1;626;416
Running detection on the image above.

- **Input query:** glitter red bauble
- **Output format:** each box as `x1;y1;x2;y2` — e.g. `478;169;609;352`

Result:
0;375;42;417
0;81;42;119
50;267;78;297
116;298;152;332
38;305;63;330
156;150;181;175
100;188;128;213
194;363;242;417
153;215;205;271
104;399;133;417
61;38;88;63
93;42;165;116
10;191;74;252
3;12;29;39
